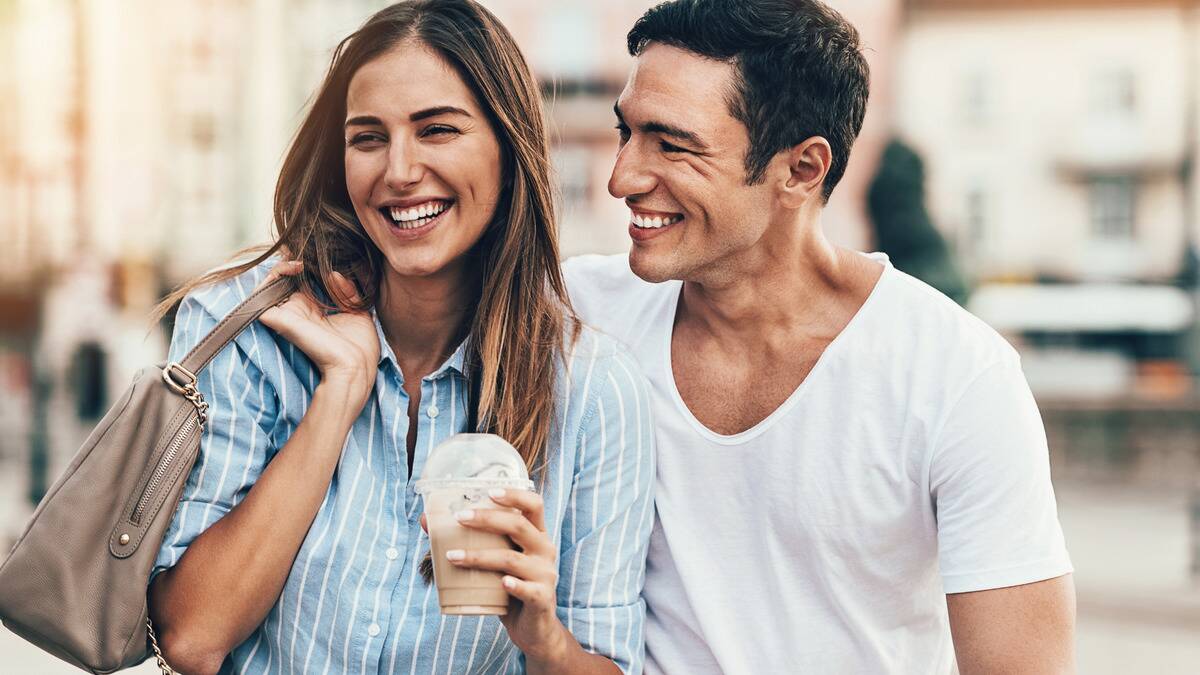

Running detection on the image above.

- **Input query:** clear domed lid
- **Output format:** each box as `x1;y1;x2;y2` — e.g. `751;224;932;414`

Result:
414;433;533;493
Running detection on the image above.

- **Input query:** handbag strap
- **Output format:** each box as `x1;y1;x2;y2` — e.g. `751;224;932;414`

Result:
178;277;293;376
146;276;292;674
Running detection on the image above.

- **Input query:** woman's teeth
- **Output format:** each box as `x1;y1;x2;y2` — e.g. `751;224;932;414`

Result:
386;201;451;229
631;213;682;229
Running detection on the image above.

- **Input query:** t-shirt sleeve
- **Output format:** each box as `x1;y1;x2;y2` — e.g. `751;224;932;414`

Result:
929;354;1073;594
553;347;656;675
151;285;280;581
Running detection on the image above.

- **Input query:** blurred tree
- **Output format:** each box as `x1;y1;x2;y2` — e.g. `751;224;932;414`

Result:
867;138;969;305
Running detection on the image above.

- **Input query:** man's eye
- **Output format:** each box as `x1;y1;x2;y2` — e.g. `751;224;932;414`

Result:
659;140;687;154
615;124;631;142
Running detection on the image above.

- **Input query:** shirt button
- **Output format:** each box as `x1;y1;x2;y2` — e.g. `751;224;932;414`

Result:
427;405;439;418
385;547;399;560
367;623;381;637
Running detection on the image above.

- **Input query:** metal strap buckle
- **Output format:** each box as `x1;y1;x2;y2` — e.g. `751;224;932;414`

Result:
161;362;198;395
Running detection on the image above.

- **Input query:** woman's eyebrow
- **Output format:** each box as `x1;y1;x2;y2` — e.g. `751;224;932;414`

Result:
409;105;471;122
344;106;472;129
345;115;382;128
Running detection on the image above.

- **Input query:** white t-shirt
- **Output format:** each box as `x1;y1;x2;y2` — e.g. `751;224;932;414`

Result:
562;253;1073;675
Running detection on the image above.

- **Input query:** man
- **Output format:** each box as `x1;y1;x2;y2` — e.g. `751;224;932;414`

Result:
562;1;1076;672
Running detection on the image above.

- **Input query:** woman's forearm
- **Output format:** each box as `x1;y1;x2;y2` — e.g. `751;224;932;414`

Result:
525;623;622;675
148;378;365;673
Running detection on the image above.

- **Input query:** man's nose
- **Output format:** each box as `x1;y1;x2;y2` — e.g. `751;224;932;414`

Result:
608;142;656;199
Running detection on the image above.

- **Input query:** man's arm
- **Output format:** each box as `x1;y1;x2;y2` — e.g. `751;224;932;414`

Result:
947;574;1077;675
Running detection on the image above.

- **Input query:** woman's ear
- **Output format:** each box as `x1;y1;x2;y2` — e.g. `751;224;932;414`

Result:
778;137;832;208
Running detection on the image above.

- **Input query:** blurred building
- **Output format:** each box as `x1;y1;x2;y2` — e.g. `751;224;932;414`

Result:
3;0;1199;501
488;0;903;255
897;0;1199;400
0;0;390;499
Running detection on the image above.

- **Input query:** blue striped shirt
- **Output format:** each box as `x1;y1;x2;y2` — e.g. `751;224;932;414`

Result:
153;261;655;674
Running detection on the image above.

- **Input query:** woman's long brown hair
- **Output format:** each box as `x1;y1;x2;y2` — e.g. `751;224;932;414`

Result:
156;0;578;478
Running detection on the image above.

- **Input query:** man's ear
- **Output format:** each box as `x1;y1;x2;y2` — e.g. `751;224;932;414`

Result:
778;137;832;208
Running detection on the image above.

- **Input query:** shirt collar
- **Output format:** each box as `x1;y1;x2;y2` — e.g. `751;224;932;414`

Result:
370;307;468;380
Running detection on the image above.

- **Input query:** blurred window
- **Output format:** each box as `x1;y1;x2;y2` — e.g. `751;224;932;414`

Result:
190;114;216;150
536;6;596;80
965;187;987;251
553;144;592;214
962;69;990;128
1088;175;1136;240
1090;68;1136;118
70;342;107;421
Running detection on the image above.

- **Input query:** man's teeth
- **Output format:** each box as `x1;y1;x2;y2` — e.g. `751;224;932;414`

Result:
387;201;450;229
631;213;682;229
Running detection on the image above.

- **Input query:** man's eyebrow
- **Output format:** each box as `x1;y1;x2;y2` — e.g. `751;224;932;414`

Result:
643;121;708;151
613;102;708;151
344;106;472;128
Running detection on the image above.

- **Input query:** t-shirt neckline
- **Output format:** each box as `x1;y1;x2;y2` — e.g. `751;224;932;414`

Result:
661;254;894;446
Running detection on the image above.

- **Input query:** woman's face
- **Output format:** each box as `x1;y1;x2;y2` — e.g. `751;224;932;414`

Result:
344;40;504;281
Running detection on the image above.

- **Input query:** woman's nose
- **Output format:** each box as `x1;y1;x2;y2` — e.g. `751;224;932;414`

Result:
385;141;424;190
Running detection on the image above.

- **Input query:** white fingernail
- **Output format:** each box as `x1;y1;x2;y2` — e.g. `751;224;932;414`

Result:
455;509;474;521
502;576;516;589
446;549;465;561
488;488;506;499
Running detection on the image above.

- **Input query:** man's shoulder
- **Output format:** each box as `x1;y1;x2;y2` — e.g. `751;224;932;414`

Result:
876;264;1020;379
562;253;676;337
562;253;645;295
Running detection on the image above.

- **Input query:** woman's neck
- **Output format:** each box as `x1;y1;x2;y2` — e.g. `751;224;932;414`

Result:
376;263;478;381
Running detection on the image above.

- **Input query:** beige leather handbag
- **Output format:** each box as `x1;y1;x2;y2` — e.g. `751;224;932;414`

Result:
0;277;291;674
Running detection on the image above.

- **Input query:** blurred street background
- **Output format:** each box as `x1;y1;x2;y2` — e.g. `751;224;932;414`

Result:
2;0;1199;672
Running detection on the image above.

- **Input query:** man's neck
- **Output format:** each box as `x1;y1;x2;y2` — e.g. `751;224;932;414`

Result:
376;264;478;380
676;215;881;349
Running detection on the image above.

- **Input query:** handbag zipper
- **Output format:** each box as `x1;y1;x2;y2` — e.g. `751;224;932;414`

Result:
131;414;200;525
127;362;210;527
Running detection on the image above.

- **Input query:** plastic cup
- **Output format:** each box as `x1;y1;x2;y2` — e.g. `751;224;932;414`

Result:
414;433;533;615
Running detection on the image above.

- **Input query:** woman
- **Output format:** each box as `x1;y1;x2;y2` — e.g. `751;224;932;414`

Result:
147;2;654;673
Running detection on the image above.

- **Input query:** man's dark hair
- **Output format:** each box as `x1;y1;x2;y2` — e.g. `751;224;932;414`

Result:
627;0;870;201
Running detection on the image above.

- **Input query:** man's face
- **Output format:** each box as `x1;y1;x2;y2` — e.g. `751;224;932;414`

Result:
609;43;778;284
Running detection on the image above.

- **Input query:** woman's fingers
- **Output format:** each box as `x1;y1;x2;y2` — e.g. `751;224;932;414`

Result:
257;262;303;324
446;547;557;587
455;507;555;559
329;271;364;307
262;259;304;285
486;489;546;532
496;575;554;610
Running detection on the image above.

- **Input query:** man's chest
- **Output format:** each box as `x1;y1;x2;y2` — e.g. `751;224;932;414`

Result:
647;394;938;567
669;331;828;436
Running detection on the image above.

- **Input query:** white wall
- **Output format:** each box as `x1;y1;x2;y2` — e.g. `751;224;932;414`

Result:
898;6;1189;282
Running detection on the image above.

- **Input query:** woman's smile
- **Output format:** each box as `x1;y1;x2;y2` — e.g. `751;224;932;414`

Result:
377;198;456;239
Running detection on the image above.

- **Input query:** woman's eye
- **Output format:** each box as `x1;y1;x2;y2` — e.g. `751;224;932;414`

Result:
347;132;385;147
422;125;459;137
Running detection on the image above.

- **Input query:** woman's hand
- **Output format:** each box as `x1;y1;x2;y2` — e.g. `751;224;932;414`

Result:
445;489;574;667
257;261;380;408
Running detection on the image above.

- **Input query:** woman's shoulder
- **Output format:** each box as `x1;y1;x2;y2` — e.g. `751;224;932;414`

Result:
179;257;278;320
169;257;280;362
560;324;649;408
